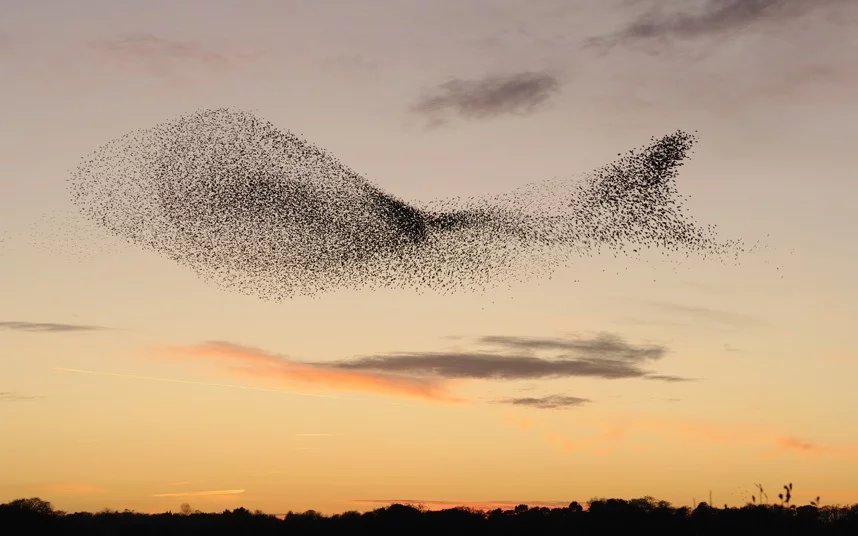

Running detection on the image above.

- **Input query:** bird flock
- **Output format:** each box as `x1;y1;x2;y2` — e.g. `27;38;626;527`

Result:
68;109;741;299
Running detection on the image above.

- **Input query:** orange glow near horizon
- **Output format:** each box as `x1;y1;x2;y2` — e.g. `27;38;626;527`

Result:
163;342;459;402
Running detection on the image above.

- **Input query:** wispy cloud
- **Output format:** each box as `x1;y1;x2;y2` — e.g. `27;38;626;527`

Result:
40;482;105;495
777;436;824;454
0;320;105;332
413;71;560;123
89;33;239;80
498;395;590;409
480;334;664;361
0;391;39;402
671;422;856;460
54;367;336;398
644;374;694;383
600;0;851;44
153;489;245;498
165;342;455;402
644;301;759;327
509;412;857;460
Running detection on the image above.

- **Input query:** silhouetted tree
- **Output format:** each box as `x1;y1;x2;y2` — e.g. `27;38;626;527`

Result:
3;495;858;535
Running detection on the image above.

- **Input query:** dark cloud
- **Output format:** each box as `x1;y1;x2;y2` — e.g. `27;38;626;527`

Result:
499;394;590;409
334;334;683;381
0;321;105;333
413;72;560;121
604;0;849;43
479;334;664;361
337;352;649;379
0;392;39;401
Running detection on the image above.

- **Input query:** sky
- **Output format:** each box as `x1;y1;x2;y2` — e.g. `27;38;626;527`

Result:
1;0;858;515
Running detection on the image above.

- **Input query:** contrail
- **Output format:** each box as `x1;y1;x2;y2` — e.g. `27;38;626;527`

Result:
53;367;339;398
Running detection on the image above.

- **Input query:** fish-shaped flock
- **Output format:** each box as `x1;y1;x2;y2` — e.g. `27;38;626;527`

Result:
69;109;741;299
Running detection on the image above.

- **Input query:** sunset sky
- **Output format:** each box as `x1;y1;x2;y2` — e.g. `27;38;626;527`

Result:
2;0;858;515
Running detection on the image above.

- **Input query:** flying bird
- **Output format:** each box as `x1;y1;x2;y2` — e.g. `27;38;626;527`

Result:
69;109;740;299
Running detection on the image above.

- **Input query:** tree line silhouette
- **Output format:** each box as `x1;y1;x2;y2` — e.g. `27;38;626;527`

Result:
3;495;858;535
